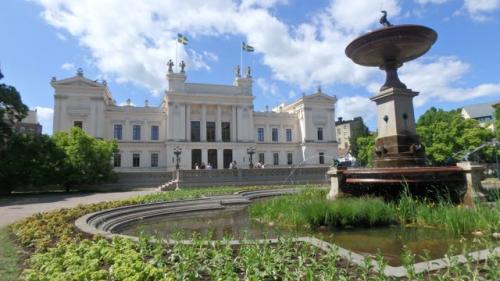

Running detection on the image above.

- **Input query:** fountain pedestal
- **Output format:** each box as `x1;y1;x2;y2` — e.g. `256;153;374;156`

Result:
371;87;426;168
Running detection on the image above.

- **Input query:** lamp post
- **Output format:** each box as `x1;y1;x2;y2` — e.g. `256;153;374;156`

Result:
173;146;182;170
247;147;256;168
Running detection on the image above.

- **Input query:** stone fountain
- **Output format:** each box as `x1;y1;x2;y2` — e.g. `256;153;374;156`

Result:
328;15;484;204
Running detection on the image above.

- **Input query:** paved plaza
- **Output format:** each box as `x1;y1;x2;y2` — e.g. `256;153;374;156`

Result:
0;189;156;227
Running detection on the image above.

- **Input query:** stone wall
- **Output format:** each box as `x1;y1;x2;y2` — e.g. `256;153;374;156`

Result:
176;167;330;188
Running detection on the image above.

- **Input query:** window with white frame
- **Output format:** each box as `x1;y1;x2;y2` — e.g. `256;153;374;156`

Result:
286;128;292;142
287;152;293;165
151;153;159;167
257;128;264;142
258;153;265;164
272;128;278;142
132;125;141;140
132;153;140;167
273;152;279;165
151;125;159;141
114;124;123;140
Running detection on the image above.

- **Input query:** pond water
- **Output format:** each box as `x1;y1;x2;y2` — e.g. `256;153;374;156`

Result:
116;205;494;266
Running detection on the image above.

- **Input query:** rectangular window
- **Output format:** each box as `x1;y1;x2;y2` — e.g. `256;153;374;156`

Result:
287;152;293;165
151;125;159;141
222;122;231;142
132;153;140;167
191;121;200;142
319;152;325;164
113;124;122;140
132;125;141;140
151;153;158;167
317;127;323;141
206;122;216;142
286;128;292;142
272;128;278;142
258;153;265;164
257;128;264;142
73;121;83;128
113;153;121;167
273;152;279;165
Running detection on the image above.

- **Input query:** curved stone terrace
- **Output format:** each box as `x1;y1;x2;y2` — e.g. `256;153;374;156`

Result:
75;188;499;278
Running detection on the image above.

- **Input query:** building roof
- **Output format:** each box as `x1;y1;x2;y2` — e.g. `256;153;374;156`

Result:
462;101;498;119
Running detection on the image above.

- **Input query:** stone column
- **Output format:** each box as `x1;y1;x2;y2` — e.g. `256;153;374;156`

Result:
201;148;208;165
185;104;191;141
216;105;222;142
327;167;345;200
231;106;237;142
217;149;223;169
201;104;207;141
456;161;485;207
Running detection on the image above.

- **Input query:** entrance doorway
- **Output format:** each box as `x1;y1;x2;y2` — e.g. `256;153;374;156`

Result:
223;149;233;169
191;149;201;169
208;149;218;169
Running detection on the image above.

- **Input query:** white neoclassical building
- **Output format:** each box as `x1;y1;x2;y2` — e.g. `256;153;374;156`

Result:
52;66;338;172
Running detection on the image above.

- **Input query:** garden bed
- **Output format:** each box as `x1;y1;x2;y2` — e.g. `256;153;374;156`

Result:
5;185;500;280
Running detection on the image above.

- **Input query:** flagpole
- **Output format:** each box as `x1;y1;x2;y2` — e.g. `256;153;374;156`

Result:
175;39;178;72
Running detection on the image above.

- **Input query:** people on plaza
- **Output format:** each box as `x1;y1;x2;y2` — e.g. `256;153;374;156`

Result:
229;161;238;169
206;163;213;170
194;162;199;170
200;162;206;169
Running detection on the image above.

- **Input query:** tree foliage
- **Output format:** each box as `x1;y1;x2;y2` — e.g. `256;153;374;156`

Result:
356;134;376;167
349;119;370;159
0;128;118;194
0;83;29;146
0;133;65;194
416;107;495;165
52;127;118;186
495;105;500;140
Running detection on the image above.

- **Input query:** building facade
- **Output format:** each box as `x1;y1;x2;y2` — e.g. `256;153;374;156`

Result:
15;110;42;134
461;101;498;131
335;116;364;155
52;67;338;171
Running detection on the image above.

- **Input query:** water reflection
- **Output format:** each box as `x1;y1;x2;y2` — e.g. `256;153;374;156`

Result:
116;205;495;266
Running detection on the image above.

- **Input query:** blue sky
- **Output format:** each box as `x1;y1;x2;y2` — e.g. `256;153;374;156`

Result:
1;0;499;134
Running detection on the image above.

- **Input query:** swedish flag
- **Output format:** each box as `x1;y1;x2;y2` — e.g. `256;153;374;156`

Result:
242;42;255;52
177;33;189;45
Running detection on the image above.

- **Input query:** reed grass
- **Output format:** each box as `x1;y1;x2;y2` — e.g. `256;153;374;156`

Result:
250;188;500;235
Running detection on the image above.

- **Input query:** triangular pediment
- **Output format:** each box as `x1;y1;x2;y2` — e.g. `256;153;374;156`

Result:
304;93;336;103
52;76;103;88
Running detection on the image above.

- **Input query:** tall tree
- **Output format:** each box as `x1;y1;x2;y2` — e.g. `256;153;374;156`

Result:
0;83;29;146
0;133;65;195
416;107;495;165
356;134;376;167
349;118;370;159
53;127;118;187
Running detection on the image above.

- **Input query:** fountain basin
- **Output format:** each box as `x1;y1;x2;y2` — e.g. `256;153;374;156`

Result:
335;166;466;200
345;25;437;67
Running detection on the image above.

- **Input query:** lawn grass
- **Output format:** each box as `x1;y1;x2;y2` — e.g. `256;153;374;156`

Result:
0;227;22;281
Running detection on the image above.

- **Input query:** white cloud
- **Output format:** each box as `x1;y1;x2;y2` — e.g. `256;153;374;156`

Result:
463;0;500;21
56;32;67;41
336;96;376;123
60;62;75;71
240;0;287;9
32;0;499;108
34;106;54;134
256;77;280;98
416;0;449;4
401;56;500;106
327;0;401;33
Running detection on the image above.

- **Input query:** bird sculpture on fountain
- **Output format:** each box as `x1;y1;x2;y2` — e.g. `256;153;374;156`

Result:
379;10;392;27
